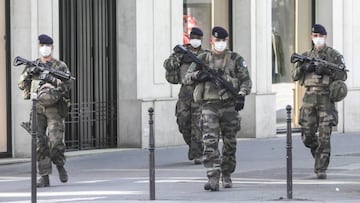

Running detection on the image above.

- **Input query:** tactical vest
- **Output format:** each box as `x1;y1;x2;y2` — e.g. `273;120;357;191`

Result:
194;50;242;102
302;47;341;87
30;59;62;95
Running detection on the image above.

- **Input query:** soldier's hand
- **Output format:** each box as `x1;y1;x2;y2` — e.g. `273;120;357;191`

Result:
196;70;211;82
39;72;56;84
165;55;181;71
27;66;41;76
315;64;332;75
234;95;245;111
299;62;315;73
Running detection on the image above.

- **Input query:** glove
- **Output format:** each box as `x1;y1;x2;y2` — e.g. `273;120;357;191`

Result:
315;64;332;75
299;62;315;73
39;72;56;84
196;70;211;82
234;95;245;111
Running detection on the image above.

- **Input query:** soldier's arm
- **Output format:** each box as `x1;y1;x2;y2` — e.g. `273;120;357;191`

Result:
183;52;208;85
55;62;72;96
235;57;252;95
163;52;183;72
331;52;347;81
292;63;304;82
18;65;32;91
292;51;308;82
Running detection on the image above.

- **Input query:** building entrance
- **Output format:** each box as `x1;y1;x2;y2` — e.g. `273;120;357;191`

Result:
59;0;118;150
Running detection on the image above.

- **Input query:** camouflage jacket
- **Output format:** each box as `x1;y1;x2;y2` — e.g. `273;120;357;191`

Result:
163;44;206;100
18;58;71;102
292;45;347;87
184;49;252;102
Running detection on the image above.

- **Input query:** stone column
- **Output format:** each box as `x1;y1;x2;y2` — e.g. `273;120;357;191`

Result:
117;0;185;148
11;0;59;157
338;0;360;132
233;0;276;138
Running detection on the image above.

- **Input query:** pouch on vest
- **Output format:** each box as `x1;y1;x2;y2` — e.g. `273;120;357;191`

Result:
165;70;179;84
193;83;204;103
58;97;71;118
37;83;60;107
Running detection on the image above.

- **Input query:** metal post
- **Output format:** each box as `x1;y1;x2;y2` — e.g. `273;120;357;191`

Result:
31;93;38;203
286;105;293;199
148;107;155;200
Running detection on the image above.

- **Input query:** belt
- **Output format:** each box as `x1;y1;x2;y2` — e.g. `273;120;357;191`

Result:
306;86;329;91
36;104;58;114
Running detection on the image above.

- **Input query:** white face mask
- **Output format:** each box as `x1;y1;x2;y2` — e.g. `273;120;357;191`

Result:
312;37;325;47
189;39;201;48
39;45;52;57
214;41;227;52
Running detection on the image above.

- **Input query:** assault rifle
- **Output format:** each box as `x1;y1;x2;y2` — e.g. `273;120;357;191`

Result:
13;56;76;81
173;44;245;111
290;53;348;72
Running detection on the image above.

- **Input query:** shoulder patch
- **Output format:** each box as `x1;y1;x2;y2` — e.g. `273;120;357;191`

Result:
242;60;248;68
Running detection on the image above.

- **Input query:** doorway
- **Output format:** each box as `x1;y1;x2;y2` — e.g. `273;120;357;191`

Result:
59;0;118;150
272;0;313;131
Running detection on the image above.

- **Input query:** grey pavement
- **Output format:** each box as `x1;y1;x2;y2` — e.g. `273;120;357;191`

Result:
0;132;360;203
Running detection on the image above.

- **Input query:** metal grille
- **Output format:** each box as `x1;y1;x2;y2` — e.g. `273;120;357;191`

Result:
59;0;117;150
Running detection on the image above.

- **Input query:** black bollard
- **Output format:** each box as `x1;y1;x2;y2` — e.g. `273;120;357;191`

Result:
31;94;38;203
148;107;155;200
286;105;293;199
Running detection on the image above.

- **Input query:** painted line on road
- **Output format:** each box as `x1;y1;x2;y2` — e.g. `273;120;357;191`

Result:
0;190;143;198
134;177;360;185
0;176;29;182
3;197;105;203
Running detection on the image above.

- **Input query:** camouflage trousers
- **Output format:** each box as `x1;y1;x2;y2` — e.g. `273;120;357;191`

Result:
199;100;240;178
30;105;66;176
299;90;337;173
176;97;203;160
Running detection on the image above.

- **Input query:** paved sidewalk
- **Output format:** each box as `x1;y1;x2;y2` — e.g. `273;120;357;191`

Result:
0;132;360;202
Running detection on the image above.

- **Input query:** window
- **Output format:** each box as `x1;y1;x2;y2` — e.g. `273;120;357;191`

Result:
183;0;230;49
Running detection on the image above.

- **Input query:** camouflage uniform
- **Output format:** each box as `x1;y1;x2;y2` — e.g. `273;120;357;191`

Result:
184;49;252;185
292;46;347;176
163;44;204;161
18;58;71;178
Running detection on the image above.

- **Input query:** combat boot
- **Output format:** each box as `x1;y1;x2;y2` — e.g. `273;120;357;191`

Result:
193;157;202;165
204;175;219;191
36;175;50;187
316;171;327;179
57;165;68;183
222;174;232;188
188;148;194;160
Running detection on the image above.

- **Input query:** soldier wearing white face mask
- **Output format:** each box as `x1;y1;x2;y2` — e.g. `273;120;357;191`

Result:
163;27;205;164
18;34;72;187
292;24;348;179
184;26;252;191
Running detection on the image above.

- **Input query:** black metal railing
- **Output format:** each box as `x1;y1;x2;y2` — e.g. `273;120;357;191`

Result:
65;100;117;150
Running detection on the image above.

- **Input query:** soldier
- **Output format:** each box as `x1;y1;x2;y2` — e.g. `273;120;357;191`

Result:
184;26;252;191
18;34;72;187
292;24;348;179
163;27;205;164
